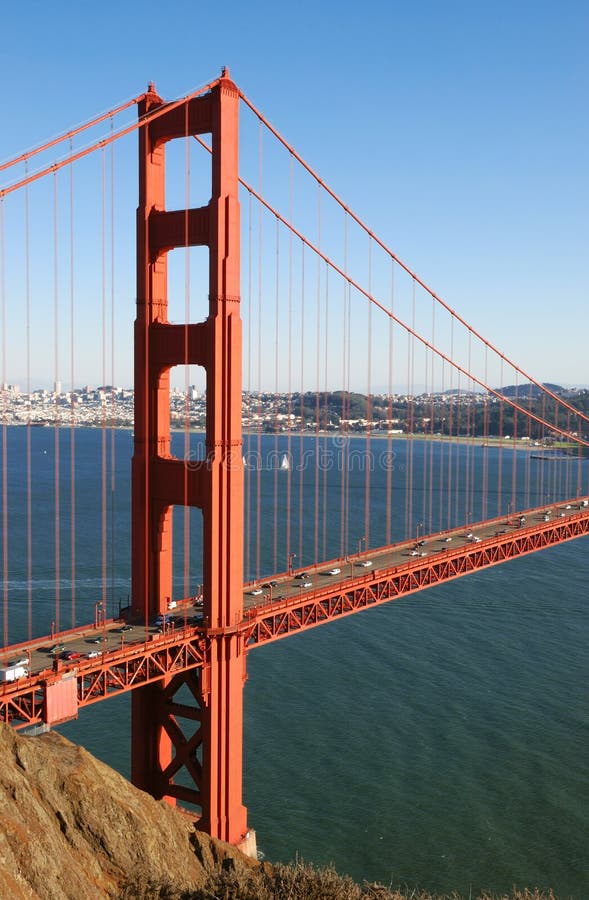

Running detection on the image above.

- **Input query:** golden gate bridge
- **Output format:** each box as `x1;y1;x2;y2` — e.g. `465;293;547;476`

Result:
1;69;588;854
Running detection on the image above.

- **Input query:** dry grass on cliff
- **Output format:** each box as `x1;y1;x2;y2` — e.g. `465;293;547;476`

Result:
120;858;559;900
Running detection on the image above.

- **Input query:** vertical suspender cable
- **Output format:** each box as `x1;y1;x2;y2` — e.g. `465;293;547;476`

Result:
69;140;76;626
564;411;571;500
53;172;61;633
405;280;416;539
524;384;533;509
576;410;583;499
427;297;436;532
110;119;117;615
385;259;394;546
285;156;293;572
364;237;372;549
255;123;263;580
511;373;518;513
467;332;474;527
438;355;445;530
184;103;191;603
101;148;107;612
344;262;351;557
25;174;32;641
446;318;454;531
339;213;349;559
453;370;461;527
482;345;489;522
421;312;429;532
552;394;559;502
314;188;321;564
404;324;411;538
497;361;504;517
322;264;329;561
1;199;7;648
543;392;551;504
539;393;546;505
298;243;305;565
245;192;252;580
273;216;279;573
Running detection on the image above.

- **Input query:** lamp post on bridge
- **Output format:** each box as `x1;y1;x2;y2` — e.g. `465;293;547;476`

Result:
357;536;365;558
416;522;423;545
288;552;296;576
94;601;104;629
344;553;353;580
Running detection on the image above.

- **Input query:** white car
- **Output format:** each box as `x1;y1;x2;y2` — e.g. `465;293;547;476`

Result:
359;560;373;567
327;568;341;575
249;588;263;596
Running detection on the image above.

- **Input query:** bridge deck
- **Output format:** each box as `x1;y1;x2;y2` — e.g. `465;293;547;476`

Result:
1;498;588;728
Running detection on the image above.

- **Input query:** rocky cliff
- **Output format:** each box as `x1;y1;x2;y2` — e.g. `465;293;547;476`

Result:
0;723;254;899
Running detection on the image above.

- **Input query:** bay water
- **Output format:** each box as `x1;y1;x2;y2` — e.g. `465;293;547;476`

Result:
2;426;587;898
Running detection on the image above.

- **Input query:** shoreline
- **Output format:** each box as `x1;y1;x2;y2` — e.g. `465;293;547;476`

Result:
6;421;581;454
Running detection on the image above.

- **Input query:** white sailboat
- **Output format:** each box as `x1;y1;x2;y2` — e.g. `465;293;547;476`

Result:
280;453;290;471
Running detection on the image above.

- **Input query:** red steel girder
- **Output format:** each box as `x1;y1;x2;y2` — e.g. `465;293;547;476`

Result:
243;511;589;647
2;509;588;729
0;683;45;728
0;629;206;729
159;669;205;809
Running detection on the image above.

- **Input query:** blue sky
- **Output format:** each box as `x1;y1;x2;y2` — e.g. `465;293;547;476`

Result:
1;0;587;390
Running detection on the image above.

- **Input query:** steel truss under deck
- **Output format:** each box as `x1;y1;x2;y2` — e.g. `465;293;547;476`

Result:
244;510;589;646
3;506;588;730
0;629;205;729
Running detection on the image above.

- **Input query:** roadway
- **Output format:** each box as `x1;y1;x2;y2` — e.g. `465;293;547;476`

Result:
2;497;587;679
3;603;205;680
243;498;589;611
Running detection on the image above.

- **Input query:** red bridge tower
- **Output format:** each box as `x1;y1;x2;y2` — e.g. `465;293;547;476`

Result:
130;71;252;851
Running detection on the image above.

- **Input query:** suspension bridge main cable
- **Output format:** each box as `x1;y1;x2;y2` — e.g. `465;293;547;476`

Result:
238;91;589;431
217;150;589;450
0;95;145;175
0;76;223;199
188;118;588;455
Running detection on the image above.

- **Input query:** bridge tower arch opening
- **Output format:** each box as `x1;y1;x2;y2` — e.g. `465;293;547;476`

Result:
131;70;251;849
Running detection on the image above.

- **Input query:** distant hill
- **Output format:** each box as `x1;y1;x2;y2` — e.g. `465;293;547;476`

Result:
496;382;563;399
